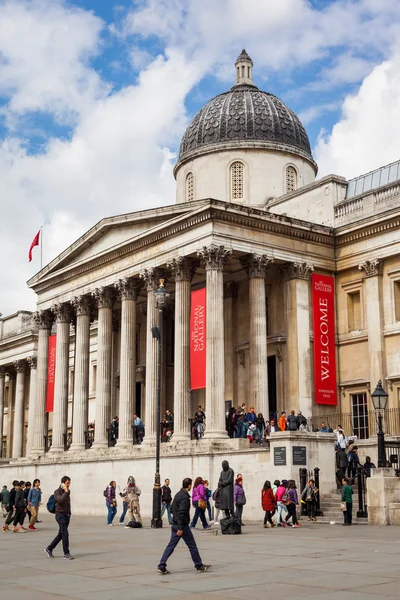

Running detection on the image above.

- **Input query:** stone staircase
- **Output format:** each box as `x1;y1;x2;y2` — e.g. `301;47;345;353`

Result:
313;489;369;525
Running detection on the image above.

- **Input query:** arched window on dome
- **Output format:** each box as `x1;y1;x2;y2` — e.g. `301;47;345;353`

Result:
230;161;244;202
286;165;297;193
186;172;195;202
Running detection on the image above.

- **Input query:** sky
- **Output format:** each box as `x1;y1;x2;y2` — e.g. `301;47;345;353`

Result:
1;0;400;316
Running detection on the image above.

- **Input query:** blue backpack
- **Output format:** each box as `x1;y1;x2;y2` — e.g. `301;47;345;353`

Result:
47;494;56;514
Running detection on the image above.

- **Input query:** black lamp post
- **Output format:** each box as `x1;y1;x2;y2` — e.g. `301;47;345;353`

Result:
371;379;389;468
151;279;169;528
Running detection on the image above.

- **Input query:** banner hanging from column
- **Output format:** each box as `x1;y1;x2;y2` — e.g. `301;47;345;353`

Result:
312;273;338;405
190;288;206;390
46;334;57;412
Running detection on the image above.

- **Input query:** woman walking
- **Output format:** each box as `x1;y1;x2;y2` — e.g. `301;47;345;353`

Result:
255;413;265;446
261;480;276;528
234;475;246;526
190;477;209;529
124;477;142;526
285;480;300;528
105;481;117;526
204;480;213;523
301;479;317;522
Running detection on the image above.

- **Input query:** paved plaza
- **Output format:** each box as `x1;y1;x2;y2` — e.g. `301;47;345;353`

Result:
1;516;400;600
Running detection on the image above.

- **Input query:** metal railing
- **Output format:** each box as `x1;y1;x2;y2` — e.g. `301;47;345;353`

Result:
309;408;400;439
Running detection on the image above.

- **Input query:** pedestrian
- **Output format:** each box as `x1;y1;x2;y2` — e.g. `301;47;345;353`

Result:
287;410;299;431
276;480;288;527
194;406;206;439
261;480;276;528
255;413;265;445
45;476;73;559
28;479;42;530
285;480;300;528
363;456;376;478
234;475;246;526
190;477;209;529
105;481;117;526
246;407;256;425
347;446;360;480
278;411;287;431
268;420;275;434
203;480;213;523
133;414;144;444
212;486;221;525
226;407;236;438
341;477;353;526
109;416;119;446
335;446;348;484
0;485;9;517
124;476;142;527
2;480;18;532
320;422;330;432
118;486;128;525
157;477;211;575
301;479;317;522
24;482;32;523
218;460;234;518
247;423;256;443
161;478;173;525
12;481;27;533
334;425;347;449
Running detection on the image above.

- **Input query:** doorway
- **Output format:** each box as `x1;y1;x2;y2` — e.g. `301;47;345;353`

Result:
268;355;277;420
135;382;142;418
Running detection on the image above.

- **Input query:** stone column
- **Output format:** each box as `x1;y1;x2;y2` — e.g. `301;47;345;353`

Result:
12;360;26;458
6;372;15;458
0;368;5;457
359;259;385;388
168;257;199;441
282;262;314;417
92;287;115;448
31;310;53;456
115;278;142;447
140;268;159;444
223;282;238;406
50;303;71;453
240;255;273;419
26;356;37;456
70;296;91;451
198;245;231;439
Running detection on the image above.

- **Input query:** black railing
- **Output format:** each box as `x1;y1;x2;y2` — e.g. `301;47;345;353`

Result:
309;408;400;439
84;429;94;449
356;465;368;518
44;435;52;453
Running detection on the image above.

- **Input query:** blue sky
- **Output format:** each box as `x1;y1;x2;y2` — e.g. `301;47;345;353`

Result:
0;0;400;314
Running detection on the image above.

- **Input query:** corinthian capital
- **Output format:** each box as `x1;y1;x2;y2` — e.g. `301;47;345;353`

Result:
140;268;168;292
0;366;6;379
52;303;72;323
358;259;383;277
197;245;231;272
27;355;38;370
281;262;314;282
115;277;143;300
71;295;92;317
92;287;116;309
167;257;199;281
240;254;273;278
13;359;26;374
33;310;53;330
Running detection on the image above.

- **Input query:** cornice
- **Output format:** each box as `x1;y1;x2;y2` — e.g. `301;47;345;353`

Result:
0;331;38;352
335;207;400;247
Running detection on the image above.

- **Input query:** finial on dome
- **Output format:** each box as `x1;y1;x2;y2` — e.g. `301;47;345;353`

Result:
235;49;253;85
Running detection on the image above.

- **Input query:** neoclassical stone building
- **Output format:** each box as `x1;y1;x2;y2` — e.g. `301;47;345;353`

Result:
0;51;399;516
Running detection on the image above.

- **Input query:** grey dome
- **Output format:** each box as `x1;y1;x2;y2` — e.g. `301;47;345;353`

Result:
177;84;313;167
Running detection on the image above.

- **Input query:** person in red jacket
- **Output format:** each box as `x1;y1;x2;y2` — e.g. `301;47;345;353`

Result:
261;480;276;528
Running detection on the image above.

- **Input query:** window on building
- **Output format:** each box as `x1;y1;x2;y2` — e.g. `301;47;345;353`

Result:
286;165;297;193
394;280;400;322
347;291;361;331
230;161;244;201
186;172;194;202
351;392;369;439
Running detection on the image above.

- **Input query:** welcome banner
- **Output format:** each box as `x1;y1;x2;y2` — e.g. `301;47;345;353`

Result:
312;273;338;405
46;334;57;412
190;288;206;390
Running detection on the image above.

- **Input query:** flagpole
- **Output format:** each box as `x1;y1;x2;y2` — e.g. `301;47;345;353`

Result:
40;226;43;270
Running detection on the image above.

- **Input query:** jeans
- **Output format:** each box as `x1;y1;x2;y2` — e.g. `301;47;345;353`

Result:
285;503;298;525
277;501;288;524
190;501;208;528
119;501;128;524
48;514;70;555
106;501;117;525
256;427;263;444
161;502;172;525
235;504;244;524
306;500;316;518
158;525;203;570
344;502;353;524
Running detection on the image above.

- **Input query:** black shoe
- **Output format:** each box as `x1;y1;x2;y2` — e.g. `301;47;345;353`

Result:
44;548;54;558
157;567;170;575
197;565;212;572
64;553;74;560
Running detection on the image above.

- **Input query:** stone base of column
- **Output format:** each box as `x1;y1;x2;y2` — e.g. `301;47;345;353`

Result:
203;430;229;440
92;441;109;450
171;433;191;442
116;439;134;448
69;443;86;453
142;435;156;446
48;445;64;454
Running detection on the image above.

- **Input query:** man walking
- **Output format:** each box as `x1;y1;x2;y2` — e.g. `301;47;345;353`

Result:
28;479;42;531
161;478;173;525
45;476;73;560
0;485;9;517
157;477;211;575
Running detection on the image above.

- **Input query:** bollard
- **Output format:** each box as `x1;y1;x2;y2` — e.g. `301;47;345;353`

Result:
356;465;368;518
314;467;323;516
299;468;308;515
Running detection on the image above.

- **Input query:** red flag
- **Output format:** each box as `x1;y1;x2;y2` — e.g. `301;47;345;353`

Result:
28;230;40;262
190;288;206;389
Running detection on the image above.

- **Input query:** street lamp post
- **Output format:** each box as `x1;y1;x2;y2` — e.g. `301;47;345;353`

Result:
371;379;389;468
151;279;169;528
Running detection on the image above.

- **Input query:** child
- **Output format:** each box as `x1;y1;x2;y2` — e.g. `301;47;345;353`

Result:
301;478;318;521
247;423;256;442
285;479;300;528
261;480;276;528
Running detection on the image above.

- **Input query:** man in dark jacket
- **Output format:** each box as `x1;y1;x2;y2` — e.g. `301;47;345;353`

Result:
2;480;18;531
157;478;211;575
45;476;73;560
287;410;299;431
161;478;173;525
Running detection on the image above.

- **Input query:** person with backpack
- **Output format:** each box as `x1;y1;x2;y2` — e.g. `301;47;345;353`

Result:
1;485;10;517
285;480;300;528
347;446;360;480
261;480;276;528
212;486;221;525
234;475;246;526
45;475;73;560
301;479;318;522
105;481;117;526
161;478;173;525
28;478;42;530
12;481;27;533
157;477;211;575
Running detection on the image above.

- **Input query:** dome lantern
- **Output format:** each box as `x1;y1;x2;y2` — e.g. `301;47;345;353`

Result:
235;49;254;86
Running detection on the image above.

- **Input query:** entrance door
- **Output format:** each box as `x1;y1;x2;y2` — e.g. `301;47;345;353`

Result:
135;382;142;418
268;355;277;420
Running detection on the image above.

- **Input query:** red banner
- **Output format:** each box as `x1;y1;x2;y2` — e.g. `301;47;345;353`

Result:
312;274;337;405
190;288;206;390
46;334;57;412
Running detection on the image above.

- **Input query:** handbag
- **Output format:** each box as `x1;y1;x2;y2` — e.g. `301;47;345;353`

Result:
236;492;247;506
198;499;207;510
340;501;346;511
